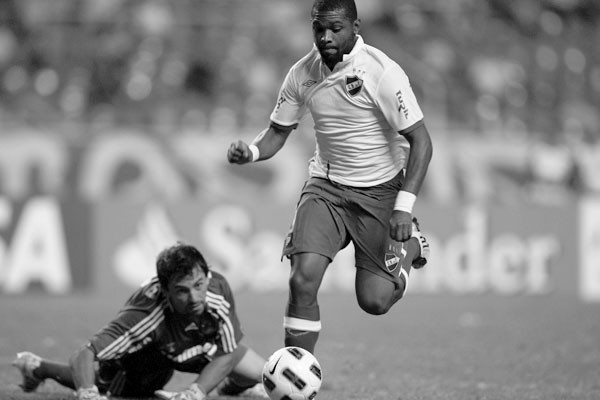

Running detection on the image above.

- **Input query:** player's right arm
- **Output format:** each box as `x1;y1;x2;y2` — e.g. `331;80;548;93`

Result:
227;122;295;164
228;60;305;165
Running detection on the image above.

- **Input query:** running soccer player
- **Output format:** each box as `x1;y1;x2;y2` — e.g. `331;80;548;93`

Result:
13;243;267;400
227;0;433;353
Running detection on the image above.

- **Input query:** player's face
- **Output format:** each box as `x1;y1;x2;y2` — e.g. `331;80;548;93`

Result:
311;9;359;70
166;265;210;316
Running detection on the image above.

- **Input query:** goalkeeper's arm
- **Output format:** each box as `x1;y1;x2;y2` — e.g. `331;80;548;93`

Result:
155;352;237;400
69;344;107;400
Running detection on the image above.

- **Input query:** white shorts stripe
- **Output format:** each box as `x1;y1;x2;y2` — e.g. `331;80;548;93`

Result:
399;268;409;296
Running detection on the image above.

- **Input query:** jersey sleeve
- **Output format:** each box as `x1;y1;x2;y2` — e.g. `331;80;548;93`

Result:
206;272;244;356
88;282;164;361
269;66;307;127
374;63;424;134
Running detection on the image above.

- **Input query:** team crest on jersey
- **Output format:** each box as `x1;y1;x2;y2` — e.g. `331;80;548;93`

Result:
345;75;363;96
144;282;161;299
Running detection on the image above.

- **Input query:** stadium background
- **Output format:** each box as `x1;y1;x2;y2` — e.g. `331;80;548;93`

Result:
0;0;598;300
0;1;599;398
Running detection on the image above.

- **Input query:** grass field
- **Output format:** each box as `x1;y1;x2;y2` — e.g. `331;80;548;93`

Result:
1;290;599;400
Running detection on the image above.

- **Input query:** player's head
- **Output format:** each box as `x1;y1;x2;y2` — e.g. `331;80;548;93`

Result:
156;242;210;315
311;0;360;69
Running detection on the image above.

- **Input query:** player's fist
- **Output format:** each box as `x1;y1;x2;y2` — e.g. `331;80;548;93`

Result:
389;210;412;242
227;140;252;164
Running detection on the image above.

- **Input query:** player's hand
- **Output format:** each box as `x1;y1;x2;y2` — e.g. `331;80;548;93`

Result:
76;386;108;400
227;140;252;164
155;383;206;400
389;210;412;242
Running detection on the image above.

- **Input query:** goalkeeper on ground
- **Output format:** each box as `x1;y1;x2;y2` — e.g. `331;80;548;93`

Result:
13;242;267;400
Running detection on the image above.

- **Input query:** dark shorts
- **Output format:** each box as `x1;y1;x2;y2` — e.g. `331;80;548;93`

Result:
282;172;407;284
96;350;175;397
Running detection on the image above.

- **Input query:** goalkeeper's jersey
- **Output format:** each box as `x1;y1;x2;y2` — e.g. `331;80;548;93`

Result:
270;35;424;187
88;271;242;373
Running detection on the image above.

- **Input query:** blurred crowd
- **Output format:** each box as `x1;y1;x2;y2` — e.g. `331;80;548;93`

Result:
0;0;599;203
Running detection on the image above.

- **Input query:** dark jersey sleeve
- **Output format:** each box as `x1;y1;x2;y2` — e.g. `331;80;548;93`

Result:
88;278;166;361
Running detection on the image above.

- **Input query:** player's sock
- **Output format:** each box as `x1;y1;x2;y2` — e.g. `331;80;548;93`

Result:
36;361;75;389
284;302;321;353
216;376;256;396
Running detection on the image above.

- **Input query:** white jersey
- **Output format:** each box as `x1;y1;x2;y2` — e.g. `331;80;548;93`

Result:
270;35;424;187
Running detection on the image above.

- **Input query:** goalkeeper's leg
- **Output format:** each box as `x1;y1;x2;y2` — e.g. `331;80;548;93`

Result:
13;352;75;391
214;345;266;396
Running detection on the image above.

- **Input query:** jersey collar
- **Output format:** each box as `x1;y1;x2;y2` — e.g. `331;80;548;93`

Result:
317;35;365;75
342;35;364;62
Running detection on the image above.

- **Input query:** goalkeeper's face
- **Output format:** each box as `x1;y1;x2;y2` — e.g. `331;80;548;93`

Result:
165;265;210;316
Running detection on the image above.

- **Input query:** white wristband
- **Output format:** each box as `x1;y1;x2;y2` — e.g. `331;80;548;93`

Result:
248;144;260;162
394;191;416;213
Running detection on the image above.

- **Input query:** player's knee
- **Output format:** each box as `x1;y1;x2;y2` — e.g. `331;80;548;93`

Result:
357;296;392;315
289;270;319;296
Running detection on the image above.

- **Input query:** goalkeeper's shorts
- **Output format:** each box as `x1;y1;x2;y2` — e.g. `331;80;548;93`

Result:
96;356;174;397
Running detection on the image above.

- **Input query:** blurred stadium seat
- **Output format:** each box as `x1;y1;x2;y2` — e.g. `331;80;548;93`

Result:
0;0;598;203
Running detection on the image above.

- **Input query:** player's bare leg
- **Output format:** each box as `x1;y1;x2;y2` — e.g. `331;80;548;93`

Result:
13;352;75;392
284;252;329;354
355;218;430;314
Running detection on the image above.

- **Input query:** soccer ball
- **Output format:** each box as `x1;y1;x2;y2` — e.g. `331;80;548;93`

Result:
262;346;323;400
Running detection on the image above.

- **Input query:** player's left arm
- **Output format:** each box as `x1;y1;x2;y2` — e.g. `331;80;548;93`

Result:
390;123;433;241
373;63;433;241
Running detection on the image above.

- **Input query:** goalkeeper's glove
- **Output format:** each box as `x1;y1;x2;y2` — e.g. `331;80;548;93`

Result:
155;383;206;400
76;385;108;400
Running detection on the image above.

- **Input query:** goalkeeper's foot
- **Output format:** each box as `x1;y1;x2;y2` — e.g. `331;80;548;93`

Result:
214;377;268;398
239;383;268;398
12;351;43;392
411;217;430;269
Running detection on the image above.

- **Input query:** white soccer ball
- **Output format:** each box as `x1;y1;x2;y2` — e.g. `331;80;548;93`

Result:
262;346;323;400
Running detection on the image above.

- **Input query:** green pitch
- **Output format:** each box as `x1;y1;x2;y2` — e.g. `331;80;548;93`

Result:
0;291;598;400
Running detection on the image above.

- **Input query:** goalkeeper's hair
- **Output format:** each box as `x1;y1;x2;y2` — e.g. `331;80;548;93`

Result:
156;242;209;288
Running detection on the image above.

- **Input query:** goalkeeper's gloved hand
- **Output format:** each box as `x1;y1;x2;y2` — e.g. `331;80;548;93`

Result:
155;383;206;400
76;385;108;400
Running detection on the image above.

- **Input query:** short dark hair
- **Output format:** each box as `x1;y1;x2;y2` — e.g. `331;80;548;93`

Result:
156;242;209;288
311;0;358;21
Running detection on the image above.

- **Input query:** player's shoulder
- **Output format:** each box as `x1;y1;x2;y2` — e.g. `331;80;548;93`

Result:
125;276;165;309
207;270;231;293
288;47;321;79
359;43;411;91
207;269;235;306
362;43;401;73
